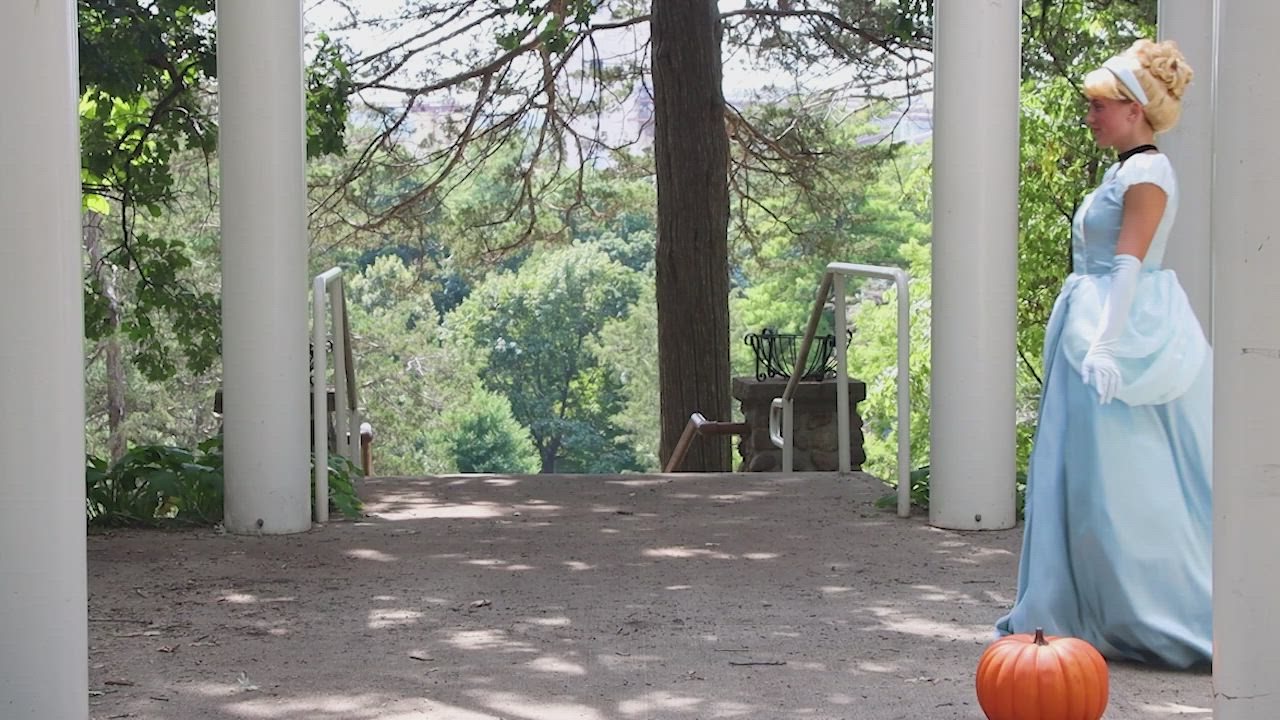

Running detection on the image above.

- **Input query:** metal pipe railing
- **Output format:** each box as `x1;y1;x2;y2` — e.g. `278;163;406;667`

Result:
664;412;751;473
312;267;363;523
768;262;912;518
339;283;361;467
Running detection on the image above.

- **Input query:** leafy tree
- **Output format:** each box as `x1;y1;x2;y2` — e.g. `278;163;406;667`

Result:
79;0;354;379
597;277;661;471
83;151;224;460
343;254;482;476
430;390;541;474
445;243;642;473
567;165;658;272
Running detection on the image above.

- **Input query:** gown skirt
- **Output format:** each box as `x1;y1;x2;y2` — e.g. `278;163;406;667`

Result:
995;268;1212;669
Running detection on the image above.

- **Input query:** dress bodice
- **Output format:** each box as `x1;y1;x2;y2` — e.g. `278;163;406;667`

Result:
1071;152;1178;274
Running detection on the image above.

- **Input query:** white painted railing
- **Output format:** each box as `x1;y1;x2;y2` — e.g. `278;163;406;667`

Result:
312;267;363;523
768;262;912;518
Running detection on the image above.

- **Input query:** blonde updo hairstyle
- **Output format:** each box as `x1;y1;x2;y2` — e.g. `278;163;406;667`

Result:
1083;39;1194;133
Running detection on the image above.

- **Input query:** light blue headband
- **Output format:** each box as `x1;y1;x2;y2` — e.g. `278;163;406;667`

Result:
1103;58;1149;105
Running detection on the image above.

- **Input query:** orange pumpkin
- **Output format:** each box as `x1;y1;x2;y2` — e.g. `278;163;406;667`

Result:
976;627;1109;720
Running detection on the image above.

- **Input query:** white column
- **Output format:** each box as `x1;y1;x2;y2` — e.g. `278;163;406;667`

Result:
1158;0;1214;335
0;1;88;717
928;0;1020;530
1212;2;1280;717
218;0;312;533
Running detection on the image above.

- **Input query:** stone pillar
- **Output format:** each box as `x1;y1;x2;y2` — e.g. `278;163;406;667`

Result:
0;1;89;716
733;378;866;472
218;0;312;533
1158;0;1214;334
929;0;1020;530
1211;2;1280;717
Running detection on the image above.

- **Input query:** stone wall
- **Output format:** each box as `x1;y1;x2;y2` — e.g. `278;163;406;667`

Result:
732;377;867;472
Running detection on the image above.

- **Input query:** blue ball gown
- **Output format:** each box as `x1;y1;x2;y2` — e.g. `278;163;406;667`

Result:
995;152;1213;669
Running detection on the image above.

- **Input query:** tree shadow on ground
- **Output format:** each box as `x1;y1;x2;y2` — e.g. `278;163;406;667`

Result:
87;472;1210;720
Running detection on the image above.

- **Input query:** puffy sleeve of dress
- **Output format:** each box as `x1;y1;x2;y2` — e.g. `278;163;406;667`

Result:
1114;152;1176;197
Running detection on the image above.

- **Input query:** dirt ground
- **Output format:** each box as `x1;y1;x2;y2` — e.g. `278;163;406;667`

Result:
87;472;1213;719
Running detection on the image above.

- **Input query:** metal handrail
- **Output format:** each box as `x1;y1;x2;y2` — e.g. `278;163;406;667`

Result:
313;267;365;523
664;412;751;472
768;262;912;518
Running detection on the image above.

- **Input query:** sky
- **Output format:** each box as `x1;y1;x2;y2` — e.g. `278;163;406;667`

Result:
303;0;931;102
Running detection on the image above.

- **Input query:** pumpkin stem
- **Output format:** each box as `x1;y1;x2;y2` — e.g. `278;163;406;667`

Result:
1034;627;1048;646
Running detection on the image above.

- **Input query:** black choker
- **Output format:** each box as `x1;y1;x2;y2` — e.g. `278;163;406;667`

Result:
1118;144;1159;164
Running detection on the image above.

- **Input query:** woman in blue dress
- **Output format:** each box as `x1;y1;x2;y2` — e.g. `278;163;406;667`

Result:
995;39;1211;669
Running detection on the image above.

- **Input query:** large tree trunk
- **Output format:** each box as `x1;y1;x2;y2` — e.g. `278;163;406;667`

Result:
651;0;732;472
84;210;128;462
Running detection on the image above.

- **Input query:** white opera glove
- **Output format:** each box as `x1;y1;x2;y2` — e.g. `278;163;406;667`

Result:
1080;253;1142;404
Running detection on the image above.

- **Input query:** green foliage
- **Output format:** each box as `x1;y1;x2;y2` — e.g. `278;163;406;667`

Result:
596;277;661;471
320;452;364;520
78;0;219;210
891;0;934;42
78;0;355;381
85;435;363;526
115;233;222;380
433;140;574;263
342;255;461;476
874;464;932;511
430;390;541;474
494;0;597;53
78;0;222;379
317;150;664;476
307;33;355;159
85;436;224;526
569;167;658;273
730;106;900;270
873;465;1028;519
445;243;642;473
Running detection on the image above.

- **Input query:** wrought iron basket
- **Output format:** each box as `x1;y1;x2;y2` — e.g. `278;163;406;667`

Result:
744;328;849;382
